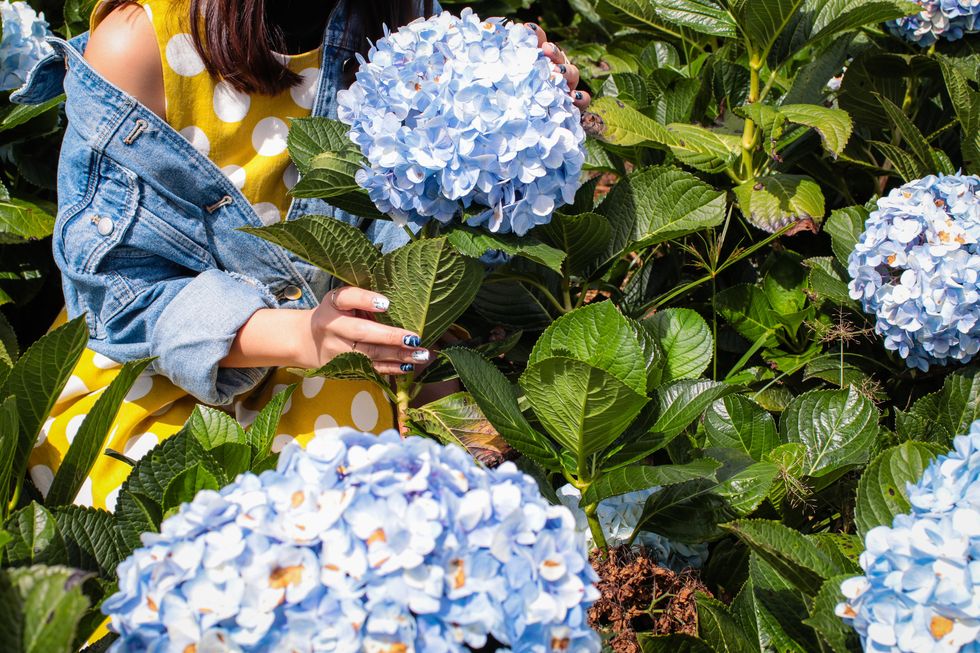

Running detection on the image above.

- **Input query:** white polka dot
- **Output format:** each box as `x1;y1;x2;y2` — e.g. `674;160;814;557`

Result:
91;352;122;369
58;375;89;403
252;117;289;157
253;202;282;226
272;434;296;453
105;486;120;511
272;384;293;414
213;80;251;122
273;52;292;66
283;163;300;191
143;3;153;22
35;417;55;448
302;376;325;398
125;374;154;402
235;405;259;429
123;432;159;461
290;68;320;109
165;33;205;77
351;391;379;431
314;413;339;437
222;164;247;190
73;478;94;507
149;404;172;418
65;413;86;445
179;125;210;156
30;465;53;496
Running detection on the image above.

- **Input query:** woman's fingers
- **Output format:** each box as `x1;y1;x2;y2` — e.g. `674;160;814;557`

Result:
572;89;591;109
351;341;431;365
558;62;580;90
328;286;390;313
525;22;546;47
542;41;567;65
332;315;422;349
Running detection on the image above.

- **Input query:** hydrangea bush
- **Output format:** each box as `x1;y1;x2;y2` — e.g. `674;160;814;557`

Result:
836;421;980;652
0;0;53;90
887;0;980;45
847;173;980;371
556;485;708;572
102;428;601;652
337;8;585;235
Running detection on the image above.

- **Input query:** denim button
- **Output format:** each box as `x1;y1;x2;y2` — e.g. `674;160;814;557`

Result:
281;285;303;301
96;217;114;236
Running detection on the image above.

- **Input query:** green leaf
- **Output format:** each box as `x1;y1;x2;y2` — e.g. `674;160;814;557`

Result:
444;226;566;274
3;502;66;567
715;284;778;347
918;369;980;442
0;197;56;244
639;633;716;653
443;348;560;470
373;237;483;348
596;0;737;37
734;174;825;233
0;95;65;132
301;352;393;399
697;593;757;653
51;506;125;577
588;96;674;146
704;395;779;461
247;385;296;459
1;318;88;496
734;0;806;60
938;54;980;173
665;123;741;173
582;458;722;504
520;357;649;461
778;104;852;156
652;380;736;439
855;441;940;538
600;165;726;257
825;205;868;267
528;302;649;394
805;0;921;45
0;312;17;365
780;388;879;477
875;92;938;174
287;117;354;173
635;479;739;543
183;405;247;450
242;214;381;288
645;308;713;382
732;554;816;653
535;212;612;275
0;396;18;519
162;464;221;513
46;359;153;507
804;574;862;653
2;565;91;653
407;392;512;467
805;256;857;307
869;140;927;183
715;462;781;515
722;519;847;595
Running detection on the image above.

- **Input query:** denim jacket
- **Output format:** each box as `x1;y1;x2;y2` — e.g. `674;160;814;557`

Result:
12;1;426;405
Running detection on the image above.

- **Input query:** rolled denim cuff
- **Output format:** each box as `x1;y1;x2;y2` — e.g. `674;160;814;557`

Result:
152;269;277;405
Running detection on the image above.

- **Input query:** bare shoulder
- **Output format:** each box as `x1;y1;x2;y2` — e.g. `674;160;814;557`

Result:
85;3;166;117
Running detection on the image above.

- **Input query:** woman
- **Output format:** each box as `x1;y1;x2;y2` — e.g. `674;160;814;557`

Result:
14;0;589;510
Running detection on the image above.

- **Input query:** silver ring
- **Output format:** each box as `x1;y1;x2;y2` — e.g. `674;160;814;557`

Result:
329;288;341;311
351;341;361;353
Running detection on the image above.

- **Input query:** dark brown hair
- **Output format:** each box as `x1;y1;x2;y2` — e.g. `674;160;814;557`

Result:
94;0;432;95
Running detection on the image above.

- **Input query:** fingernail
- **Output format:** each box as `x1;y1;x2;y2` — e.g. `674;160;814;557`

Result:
412;349;430;362
372;296;390;311
575;91;583;100
547;43;557;55
403;334;421;347
559;64;567;74
400;363;415;372
527;22;538;32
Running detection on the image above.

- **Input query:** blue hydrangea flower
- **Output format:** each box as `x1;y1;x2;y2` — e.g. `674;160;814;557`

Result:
0;1;53;91
847;174;980;371
103;428;601;652
556;484;709;572
337;9;586;236
836;420;980;652
887;0;980;45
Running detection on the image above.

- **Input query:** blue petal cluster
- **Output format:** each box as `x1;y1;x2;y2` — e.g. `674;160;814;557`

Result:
836;421;980;652
103;428;601;652
847;173;980;371
887;0;980;46
0;1;52;91
556;484;708;572
337;9;586;236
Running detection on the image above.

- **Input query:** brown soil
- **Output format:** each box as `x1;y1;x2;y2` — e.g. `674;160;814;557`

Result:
588;546;710;653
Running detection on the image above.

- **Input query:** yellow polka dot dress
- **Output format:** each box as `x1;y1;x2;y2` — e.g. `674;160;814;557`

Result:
27;0;393;511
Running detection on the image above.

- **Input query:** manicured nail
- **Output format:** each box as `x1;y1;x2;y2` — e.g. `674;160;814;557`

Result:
412;349;430;362
559;64;567;74
574;91;583;100
547;43;558;56
403;334;421;347
372;296;390;311
527;23;538;32
400;363;415;372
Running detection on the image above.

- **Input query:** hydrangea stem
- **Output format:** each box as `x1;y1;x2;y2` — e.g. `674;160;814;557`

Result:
740;55;762;181
583;502;609;555
395;376;414;435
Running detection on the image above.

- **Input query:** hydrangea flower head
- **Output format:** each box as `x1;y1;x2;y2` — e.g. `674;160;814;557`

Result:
836;420;980;652
102;428;601;652
847;173;980;371
556;484;708;571
0;0;53;90
887;0;980;45
337;9;586;236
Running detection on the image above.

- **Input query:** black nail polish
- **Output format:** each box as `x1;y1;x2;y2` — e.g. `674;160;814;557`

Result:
400;363;415;372
403;334;421;347
559;64;567;74
575;91;583;100
527;23;538;32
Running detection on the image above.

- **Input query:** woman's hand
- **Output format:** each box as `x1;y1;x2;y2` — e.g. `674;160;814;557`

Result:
526;23;591;110
222;287;430;375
